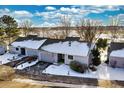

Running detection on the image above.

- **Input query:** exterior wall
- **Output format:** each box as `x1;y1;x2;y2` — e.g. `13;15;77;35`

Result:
0;46;6;54
26;48;38;56
65;54;89;65
109;56;124;68
38;50;89;65
9;46;21;54
9;46;39;56
38;50;58;63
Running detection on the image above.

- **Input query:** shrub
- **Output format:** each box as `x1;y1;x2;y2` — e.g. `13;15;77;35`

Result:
92;57;101;66
89;64;97;71
70;61;88;73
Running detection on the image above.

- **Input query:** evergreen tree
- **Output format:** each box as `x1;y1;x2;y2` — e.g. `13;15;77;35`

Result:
96;38;108;50
91;48;101;66
0;15;20;45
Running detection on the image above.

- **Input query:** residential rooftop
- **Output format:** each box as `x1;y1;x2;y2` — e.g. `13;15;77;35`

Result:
10;35;91;56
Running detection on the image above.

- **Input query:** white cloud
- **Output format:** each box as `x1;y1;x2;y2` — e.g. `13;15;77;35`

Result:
0;8;33;18
106;6;120;11
118;14;124;18
88;6;120;14
0;8;10;13
60;7;85;14
0;6;121;27
35;11;57;21
0;8;11;17
45;6;56;11
0;8;33;27
13;10;33;18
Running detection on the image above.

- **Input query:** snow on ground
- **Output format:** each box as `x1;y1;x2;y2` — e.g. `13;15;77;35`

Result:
101;51;107;62
43;64;124;81
110;48;124;58
11;39;46;49
42;41;89;56
15;59;38;70
100;49;108;63
0;53;23;65
96;34;111;39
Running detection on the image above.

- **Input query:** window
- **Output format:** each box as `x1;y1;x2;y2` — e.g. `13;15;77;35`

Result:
68;55;73;60
16;47;19;51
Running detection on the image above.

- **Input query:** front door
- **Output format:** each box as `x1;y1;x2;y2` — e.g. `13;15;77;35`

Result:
21;48;26;55
58;54;64;63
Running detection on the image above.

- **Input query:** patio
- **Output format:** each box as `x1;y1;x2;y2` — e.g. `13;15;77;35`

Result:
0;53;24;65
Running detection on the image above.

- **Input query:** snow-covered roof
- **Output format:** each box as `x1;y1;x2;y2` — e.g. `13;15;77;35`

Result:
41;41;89;56
110;48;124;58
11;39;47;49
98;34;111;39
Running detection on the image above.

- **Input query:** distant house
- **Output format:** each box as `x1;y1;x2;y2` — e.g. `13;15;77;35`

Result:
109;42;124;68
38;37;92;65
9;35;47;56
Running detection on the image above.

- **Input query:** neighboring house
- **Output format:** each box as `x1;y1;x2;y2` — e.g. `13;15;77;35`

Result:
109;42;124;68
39;37;92;65
9;35;47;56
0;45;6;55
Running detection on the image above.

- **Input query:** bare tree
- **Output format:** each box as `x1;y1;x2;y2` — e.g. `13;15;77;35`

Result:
20;19;32;36
76;19;103;43
109;16;120;41
58;15;72;39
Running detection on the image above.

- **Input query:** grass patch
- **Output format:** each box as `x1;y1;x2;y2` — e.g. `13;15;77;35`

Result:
0;81;48;88
0;65;15;81
98;80;124;88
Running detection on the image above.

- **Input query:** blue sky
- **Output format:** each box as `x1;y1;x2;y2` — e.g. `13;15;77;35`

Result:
0;5;124;27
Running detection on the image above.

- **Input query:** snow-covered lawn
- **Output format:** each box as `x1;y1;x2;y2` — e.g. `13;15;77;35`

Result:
43;63;124;81
15;59;38;70
0;53;24;65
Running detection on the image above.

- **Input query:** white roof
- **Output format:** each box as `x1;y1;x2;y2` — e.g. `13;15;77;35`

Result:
110;48;124;58
42;41;89;56
97;34;111;39
11;39;46;49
